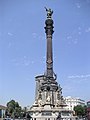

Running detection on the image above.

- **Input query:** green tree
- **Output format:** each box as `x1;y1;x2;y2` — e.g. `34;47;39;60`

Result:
22;107;27;117
74;105;86;117
5;100;22;118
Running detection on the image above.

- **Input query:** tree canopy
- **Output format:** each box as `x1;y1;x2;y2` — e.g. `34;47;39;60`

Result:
74;105;87;117
5;100;22;118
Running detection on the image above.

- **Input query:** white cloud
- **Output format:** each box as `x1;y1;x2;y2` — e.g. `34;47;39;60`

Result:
23;60;35;66
23;56;34;65
31;61;34;64
23;56;27;59
77;26;82;35
67;36;72;40
78;31;82;35
66;36;78;45
8;32;13;36
75;3;81;8
24;61;30;66
68;74;90;79
78;27;81;30
66;35;72;44
73;38;78;44
11;56;44;67
32;32;44;41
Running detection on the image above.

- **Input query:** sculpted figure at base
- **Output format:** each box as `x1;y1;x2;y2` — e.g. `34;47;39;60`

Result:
46;95;51;102
38;99;42;106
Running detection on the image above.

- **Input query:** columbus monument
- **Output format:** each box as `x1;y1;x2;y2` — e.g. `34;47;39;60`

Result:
29;8;68;120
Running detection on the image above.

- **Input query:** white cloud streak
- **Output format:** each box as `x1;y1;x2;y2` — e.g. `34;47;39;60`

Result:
75;3;81;8
10;57;35;67
32;32;44;41
68;74;90;79
8;32;13;36
67;36;72;40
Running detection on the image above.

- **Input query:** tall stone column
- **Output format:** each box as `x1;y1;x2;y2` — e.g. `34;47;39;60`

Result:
44;8;54;78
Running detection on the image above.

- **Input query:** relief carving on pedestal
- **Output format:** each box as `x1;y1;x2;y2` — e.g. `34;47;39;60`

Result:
46;94;51;102
37;90;42;106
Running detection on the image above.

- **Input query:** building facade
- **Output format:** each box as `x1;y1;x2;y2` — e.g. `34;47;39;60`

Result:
0;105;6;120
64;96;85;111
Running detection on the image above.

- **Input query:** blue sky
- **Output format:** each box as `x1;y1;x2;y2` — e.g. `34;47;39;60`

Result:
0;0;90;107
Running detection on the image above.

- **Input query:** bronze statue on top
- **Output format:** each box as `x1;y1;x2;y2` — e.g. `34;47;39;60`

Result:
45;7;53;19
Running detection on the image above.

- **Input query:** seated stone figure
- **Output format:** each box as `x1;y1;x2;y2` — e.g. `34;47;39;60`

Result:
46;95;51;102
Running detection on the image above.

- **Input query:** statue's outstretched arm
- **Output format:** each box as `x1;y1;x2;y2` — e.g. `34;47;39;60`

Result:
44;7;48;11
